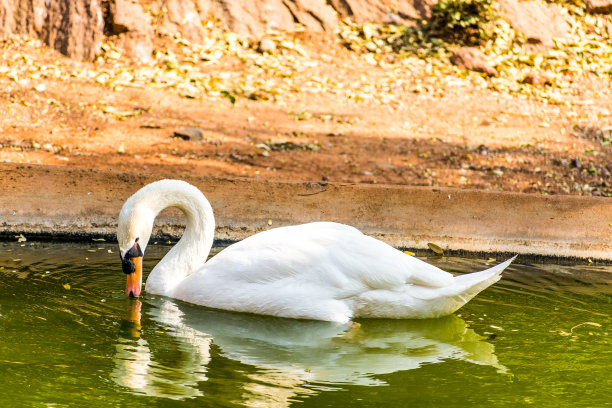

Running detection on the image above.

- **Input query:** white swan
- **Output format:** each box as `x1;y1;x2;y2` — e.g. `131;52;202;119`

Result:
117;179;515;323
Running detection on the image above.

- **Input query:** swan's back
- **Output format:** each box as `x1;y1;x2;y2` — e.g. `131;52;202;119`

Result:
200;222;453;289
173;222;465;322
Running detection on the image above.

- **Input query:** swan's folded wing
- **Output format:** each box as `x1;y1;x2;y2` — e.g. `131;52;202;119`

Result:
203;222;454;292
331;233;455;289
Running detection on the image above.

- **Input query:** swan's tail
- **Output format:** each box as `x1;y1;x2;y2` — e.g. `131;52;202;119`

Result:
408;256;516;318
452;255;516;293
440;255;516;310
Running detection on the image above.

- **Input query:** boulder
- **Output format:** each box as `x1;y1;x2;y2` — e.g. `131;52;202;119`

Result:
0;0;444;62
159;0;207;43
498;0;570;47
0;0;46;37
41;0;104;61
328;0;437;25
450;47;498;77
160;0;436;38
109;0;151;35
108;0;153;63
586;0;612;14
173;127;204;141
282;0;338;33
201;0;337;37
0;0;103;61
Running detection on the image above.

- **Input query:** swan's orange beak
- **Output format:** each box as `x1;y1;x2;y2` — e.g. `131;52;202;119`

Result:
125;256;143;297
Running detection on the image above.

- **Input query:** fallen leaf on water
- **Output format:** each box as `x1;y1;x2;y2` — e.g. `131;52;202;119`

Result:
427;242;444;255
403;250;416;256
570;321;601;333
63;283;71;290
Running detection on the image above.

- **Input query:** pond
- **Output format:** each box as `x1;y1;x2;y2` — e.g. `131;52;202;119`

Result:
0;241;610;407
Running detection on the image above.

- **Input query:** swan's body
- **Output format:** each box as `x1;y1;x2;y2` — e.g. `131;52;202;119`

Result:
118;180;515;323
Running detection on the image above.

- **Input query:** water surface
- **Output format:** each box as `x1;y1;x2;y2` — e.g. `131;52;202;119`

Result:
0;242;610;407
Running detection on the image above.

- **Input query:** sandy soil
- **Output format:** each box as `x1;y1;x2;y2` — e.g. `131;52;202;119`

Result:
0;33;611;196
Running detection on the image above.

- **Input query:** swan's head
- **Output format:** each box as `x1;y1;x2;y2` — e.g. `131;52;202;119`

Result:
117;189;156;298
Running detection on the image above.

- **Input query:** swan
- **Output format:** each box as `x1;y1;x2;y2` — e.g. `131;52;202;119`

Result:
117;179;515;323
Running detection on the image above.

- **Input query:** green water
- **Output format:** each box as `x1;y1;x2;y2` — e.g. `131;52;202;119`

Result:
0;241;610;407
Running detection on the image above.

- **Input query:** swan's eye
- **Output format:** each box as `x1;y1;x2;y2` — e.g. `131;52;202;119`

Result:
124;240;144;259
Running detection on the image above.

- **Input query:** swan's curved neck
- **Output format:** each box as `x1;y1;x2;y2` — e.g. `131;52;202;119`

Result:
121;180;215;296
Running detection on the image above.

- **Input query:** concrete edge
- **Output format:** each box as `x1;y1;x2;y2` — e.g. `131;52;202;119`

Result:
1;163;611;261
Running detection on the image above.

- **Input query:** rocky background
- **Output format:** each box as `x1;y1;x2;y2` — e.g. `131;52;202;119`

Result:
1;0;610;61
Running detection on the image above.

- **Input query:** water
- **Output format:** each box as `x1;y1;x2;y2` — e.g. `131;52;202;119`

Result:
0;241;610;407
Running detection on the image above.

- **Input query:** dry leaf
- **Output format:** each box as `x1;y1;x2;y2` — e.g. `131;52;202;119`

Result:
427;242;444;255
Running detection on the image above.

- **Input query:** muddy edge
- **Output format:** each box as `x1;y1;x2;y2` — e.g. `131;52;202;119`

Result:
1;163;611;261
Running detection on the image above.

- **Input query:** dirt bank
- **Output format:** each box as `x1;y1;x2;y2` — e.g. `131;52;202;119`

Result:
0;26;611;196
2;163;612;260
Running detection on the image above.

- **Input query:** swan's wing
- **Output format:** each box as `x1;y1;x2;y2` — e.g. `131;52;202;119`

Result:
201;222;454;293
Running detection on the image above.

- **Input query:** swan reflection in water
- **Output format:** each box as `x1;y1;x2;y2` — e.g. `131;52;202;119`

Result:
112;297;506;402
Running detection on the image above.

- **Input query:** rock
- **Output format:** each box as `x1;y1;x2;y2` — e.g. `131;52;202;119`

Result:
282;0;338;32
117;31;153;63
450;47;498;77
173;127;204;141
328;0;436;25
586;0;612;14
42;0;104;61
0;0;103;61
498;0;569;48
108;0;153;63
109;0;151;35
159;0;207;43
0;0;443;61
523;71;552;86
0;0;46;37
257;38;276;53
204;0;337;37
165;0;436;38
